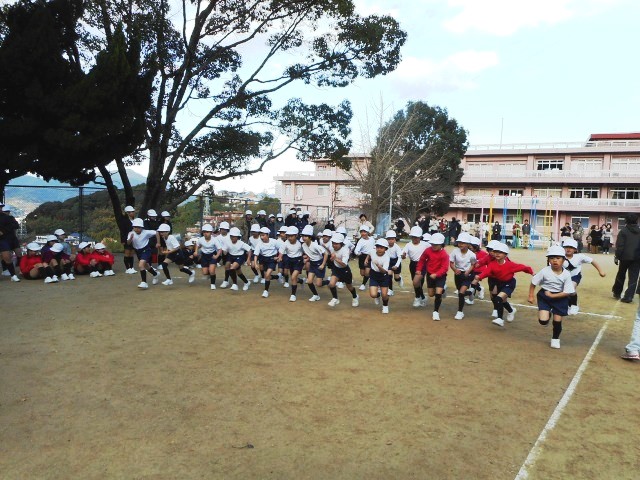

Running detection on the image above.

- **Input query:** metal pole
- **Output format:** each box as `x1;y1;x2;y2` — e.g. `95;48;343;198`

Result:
79;187;84;241
389;174;394;232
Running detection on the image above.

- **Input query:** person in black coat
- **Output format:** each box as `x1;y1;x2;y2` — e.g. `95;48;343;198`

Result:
491;221;502;241
612;214;640;302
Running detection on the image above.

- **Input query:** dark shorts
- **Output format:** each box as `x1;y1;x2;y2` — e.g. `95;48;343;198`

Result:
537;289;569;317
199;252;216;267
495;278;517;297
369;270;390;288
0;239;11;252
487;277;497;292
570;272;582;286
259;255;278;271
389;259;401;275
135;246;152;262
284;256;304;273
229;253;247;265
426;274;447;289
166;251;185;264
358;253;369;270
331;265;353;284
454;273;474;290
309;259;326;278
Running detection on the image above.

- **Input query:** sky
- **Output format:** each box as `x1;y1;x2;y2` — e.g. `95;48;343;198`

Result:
134;0;640;194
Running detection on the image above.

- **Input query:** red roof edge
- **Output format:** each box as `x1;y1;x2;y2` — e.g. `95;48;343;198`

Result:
589;132;640;141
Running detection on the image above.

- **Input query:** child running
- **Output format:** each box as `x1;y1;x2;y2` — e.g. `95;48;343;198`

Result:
385;230;403;296
327;233;359;307
247;224;263;283
157;224;195;285
449;232;477;320
354;225;375;290
561;238;606;315
414;233;449;321
402;226;429;307
300;225;329;302
369;238;392;314
252;227;280;298
217;222;232;288
195;224;221;289
528;245;575;349
127;218;160;289
476;242;534;327
278;226;304;301
226;227;253;291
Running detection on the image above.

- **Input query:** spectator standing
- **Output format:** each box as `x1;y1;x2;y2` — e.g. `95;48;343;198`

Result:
589;225;602;254
512;221;521;248
357;214;374;239
572;221;585;252
491;221;502;241
612;214;640;303
560;222;572;239
522;219;531;248
601;223;613;254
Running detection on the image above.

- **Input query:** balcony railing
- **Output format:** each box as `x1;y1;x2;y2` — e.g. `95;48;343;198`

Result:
468;140;640;150
452;195;640;209
461;169;640;179
274;170;355;181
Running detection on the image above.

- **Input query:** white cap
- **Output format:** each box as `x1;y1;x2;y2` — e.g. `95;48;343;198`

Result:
54;229;65;236
50;243;64;253
257;210;266;215
27;242;42;251
161;210;170;217
456;232;471;244
259;227;271;234
301;225;314;236
331;233;345;244
157;223;171;232
422;233;431;242
562;238;578;249
94;242;106;250
487;240;501;250
547;245;566;257
329;217;334;222
132;218;144;228
268;214;275;218
289;208;296;214
202;224;214;232
184;239;194;246
245;210;252;215
297;212;303;218
250;224;260;233
278;226;288;233
322;229;333;237
385;230;396;239
78;242;90;250
493;242;510;254
409;226;423;237
468;236;481;246
336;226;347;235
303;210;310;216
219;221;230;230
276;213;283;218
317;231;323;238
229;227;242;237
359;225;370;233
147;209;157;217
430;233;445;245
375;238;389;248
124;205;135;213
46;234;58;242
286;226;299;235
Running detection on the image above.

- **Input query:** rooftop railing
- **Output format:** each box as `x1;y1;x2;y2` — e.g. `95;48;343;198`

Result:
452;195;640;208
462;169;640;179
468;140;640;150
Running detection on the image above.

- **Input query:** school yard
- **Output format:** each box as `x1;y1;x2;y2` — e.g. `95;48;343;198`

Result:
1;247;639;479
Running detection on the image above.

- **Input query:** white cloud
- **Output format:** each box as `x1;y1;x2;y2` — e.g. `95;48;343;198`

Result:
443;0;629;36
388;50;499;94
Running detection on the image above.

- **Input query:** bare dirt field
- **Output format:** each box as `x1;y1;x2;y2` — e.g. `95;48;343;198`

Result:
1;247;639;479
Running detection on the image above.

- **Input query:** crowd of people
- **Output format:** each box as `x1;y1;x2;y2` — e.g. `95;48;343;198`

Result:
3;201;640;357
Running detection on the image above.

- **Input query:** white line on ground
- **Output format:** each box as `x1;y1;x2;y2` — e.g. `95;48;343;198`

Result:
474;299;623;320
513;317;612;479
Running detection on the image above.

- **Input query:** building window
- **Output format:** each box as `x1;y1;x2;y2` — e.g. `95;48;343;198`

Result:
533;187;562;197
316;207;329;219
569;188;599;199
465;188;492;196
317;184;329;196
498;189;523;196
317;165;328;170
466;163;493;172
611;188;640;199
497;163;526;172
571;217;590;229
338;185;360;198
536;159;564;170
295;185;304;200
571;158;602;170
284;184;291;196
611;157;640;171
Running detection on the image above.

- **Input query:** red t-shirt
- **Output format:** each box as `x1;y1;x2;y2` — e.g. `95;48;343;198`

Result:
416;247;450;277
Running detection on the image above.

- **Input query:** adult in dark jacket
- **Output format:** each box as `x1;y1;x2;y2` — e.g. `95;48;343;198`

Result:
0;205;21;280
491;221;502;241
612;214;640;302
447;217;461;245
285;209;298;227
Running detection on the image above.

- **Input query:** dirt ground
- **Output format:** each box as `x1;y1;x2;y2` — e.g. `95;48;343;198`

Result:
1;247;639;479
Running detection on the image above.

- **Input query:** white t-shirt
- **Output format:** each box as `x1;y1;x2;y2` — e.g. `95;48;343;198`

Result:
354;237;375;256
402;241;427;262
227;240;252;256
302;241;327;262
331;246;350;267
215;234;230;252
163;235;181;251
129;230;156;249
279;240;304;258
197;236;218;255
248;235;261;250
563;253;593;277
253;239;279;257
370;252;390;273
387;243;403;268
449;248;477;271
531;266;575;294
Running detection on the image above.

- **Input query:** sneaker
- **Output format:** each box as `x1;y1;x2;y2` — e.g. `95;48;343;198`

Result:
491;309;498;318
337;282;345;289
230;284;239;291
550;339;561;349
162;279;173;286
68;273;75;280
492;318;505;327
283;282;290;288
352;295;359;307
127;268;137;274
10;275;20;282
262;290;269;298
453;289;458;295
253;275;260;283
105;270;115;276
570;305;579;315
189;271;196;283
89;271;98;278
261;278;265;284
621;351;640;361
278;276;285;284
44;276;53;284
137;282;149;289
454;311;464;320
60;273;69;281
51;275;59;282
432;311;440;321
420;298;428;307
243;283;250;291
358;284;366;291
210;284;216;290
388;289;394;296
1;270;10;276
220;281;229;289
465;297;474;305
412;298;421;308
399;277;404;287
477;289;485;300
96;272;103;277
328;298;340;307
382;306;389;314
309;295;321;302
289;294;296;302
374;297;380;305
506;308;516;322
152;276;158;285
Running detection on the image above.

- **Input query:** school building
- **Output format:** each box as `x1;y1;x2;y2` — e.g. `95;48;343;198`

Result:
448;132;640;240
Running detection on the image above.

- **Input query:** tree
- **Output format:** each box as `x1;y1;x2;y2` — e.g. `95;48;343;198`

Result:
80;0;406;238
351;101;468;227
0;0;152;192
